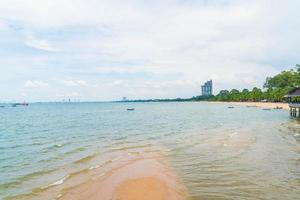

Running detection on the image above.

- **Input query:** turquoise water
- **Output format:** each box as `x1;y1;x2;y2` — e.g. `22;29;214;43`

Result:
0;102;300;199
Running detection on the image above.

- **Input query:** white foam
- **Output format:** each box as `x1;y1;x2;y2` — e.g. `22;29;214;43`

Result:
112;157;120;162
91;172;106;181
229;132;238;138
99;172;105;177
45;175;70;188
89;164;101;170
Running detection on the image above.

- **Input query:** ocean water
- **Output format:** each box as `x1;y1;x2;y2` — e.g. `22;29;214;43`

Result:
0;102;300;199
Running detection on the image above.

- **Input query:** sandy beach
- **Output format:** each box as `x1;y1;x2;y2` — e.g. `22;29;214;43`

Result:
217;101;289;110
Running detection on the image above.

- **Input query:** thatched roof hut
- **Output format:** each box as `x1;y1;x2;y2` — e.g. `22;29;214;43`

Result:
285;87;300;117
285;87;300;98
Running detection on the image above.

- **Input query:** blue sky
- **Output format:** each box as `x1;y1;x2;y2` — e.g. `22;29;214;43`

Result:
0;0;299;102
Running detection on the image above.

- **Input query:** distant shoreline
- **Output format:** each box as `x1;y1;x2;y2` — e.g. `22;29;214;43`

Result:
211;101;289;110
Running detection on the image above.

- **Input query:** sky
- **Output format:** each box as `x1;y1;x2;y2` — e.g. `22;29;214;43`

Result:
0;0;299;102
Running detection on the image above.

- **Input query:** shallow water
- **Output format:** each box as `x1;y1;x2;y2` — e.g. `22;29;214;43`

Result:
0;102;300;199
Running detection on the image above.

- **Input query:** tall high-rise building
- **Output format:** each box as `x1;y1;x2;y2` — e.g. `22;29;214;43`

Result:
201;80;213;96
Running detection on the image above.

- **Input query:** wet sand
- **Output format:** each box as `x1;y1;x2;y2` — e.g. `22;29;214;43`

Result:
115;177;169;200
59;151;187;200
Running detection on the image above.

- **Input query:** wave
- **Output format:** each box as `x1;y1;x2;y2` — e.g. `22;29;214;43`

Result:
20;169;56;182
41;175;70;190
6;168;108;200
88;156;122;170
74;154;97;164
41;142;72;153
0;144;23;150
49;176;69;187
31;141;45;146
38;156;61;163
89;164;101;170
69;168;89;178
4;192;34;200
0;169;56;190
110;144;152;151
115;136;128;140
38;168;95;191
64;147;86;155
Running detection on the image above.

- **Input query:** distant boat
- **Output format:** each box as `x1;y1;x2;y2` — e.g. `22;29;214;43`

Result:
228;106;234;109
127;108;135;111
262;108;271;110
12;102;29;107
274;106;283;110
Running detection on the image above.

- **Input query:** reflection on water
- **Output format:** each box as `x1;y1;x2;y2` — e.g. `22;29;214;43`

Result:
0;102;300;199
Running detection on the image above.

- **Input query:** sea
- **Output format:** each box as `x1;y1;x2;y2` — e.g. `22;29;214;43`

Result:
0;102;300;199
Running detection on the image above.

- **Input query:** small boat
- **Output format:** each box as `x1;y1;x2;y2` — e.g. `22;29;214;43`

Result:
127;108;135;111
262;108;271;111
274;106;283;110
228;106;234;109
12;102;29;107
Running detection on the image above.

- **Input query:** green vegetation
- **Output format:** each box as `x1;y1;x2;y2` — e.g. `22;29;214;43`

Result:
214;64;300;102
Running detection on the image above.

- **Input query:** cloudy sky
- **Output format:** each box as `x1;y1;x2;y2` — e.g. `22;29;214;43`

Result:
0;0;299;102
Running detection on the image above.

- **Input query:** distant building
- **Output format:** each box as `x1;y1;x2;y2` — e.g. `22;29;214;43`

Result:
201;80;213;96
122;97;127;101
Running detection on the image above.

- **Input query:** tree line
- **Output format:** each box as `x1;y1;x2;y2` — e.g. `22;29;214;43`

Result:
119;64;300;103
213;64;300;102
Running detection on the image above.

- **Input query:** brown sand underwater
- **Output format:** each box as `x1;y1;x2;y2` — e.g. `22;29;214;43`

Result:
59;150;188;200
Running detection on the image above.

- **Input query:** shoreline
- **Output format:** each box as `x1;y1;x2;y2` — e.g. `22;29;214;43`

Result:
210;101;289;110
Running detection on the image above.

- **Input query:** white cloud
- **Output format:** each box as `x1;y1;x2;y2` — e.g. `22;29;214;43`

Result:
24;80;49;88
109;80;130;87
1;0;300;101
96;67;140;74
62;80;90;87
25;36;59;52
